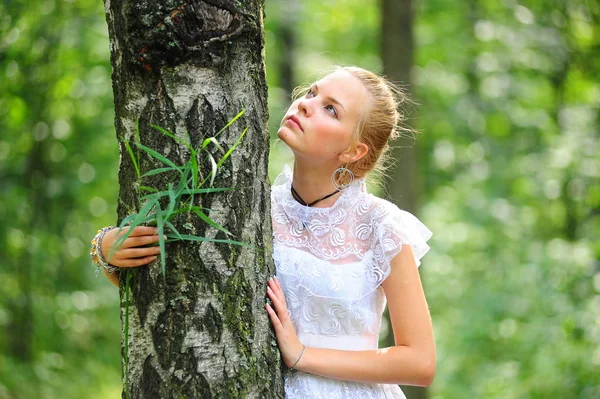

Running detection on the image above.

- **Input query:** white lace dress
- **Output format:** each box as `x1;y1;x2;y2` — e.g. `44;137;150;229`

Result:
271;166;433;399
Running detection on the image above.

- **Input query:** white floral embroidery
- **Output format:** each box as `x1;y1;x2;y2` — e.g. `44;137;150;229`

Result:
271;165;432;399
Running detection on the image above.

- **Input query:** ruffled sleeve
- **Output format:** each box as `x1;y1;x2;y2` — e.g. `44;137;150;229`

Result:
372;198;433;280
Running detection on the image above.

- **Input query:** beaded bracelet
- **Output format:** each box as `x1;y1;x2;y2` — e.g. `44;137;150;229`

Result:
290;345;306;371
90;226;118;277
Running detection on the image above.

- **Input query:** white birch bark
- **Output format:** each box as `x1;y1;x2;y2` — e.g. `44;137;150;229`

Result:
103;1;282;397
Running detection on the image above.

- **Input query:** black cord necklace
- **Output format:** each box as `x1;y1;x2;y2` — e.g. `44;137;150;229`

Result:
291;185;340;207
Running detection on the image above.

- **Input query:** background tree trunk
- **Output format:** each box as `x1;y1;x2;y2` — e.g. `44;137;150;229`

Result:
381;0;427;398
103;1;282;398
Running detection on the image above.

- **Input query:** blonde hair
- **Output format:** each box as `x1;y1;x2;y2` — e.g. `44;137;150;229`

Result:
292;66;415;183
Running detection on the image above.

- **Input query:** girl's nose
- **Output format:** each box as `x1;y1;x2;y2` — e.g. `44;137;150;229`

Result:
297;98;310;116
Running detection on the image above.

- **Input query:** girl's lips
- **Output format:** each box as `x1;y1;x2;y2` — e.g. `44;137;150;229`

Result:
286;116;303;131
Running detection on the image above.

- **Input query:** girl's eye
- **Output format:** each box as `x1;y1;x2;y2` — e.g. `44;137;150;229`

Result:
325;105;338;118
306;89;315;98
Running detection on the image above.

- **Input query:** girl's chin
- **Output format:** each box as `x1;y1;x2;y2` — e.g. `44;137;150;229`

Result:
277;128;294;143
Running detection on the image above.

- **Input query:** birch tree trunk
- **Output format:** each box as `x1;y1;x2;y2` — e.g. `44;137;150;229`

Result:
103;1;282;397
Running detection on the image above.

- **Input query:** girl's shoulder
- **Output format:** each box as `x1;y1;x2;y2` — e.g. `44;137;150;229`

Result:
362;193;416;222
362;194;433;268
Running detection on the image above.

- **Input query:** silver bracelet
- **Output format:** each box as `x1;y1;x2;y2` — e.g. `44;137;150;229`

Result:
90;226;118;277
290;345;306;371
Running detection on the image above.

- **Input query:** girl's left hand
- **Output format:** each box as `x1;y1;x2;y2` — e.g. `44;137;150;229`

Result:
266;276;304;368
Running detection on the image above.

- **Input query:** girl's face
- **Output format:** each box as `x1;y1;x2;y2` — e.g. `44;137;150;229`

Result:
277;70;369;165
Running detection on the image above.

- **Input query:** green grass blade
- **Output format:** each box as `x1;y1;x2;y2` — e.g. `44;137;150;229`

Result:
156;201;166;280
214;108;245;139
134;142;179;169
217;126;248;168
190;206;233;236
164;220;183;241
139;185;158;193
201;137;225;152
190;148;199;189
142;167;180;177
165;182;177;220
150;124;192;151
125;141;140;180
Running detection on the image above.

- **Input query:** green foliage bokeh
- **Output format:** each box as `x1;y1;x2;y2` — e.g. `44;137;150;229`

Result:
0;0;598;398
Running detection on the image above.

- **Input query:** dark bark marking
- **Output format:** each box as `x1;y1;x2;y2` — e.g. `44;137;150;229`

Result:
185;97;214;149
140;355;162;398
134;267;155;328
196;301;223;343
172;348;212;398
153;303;183;368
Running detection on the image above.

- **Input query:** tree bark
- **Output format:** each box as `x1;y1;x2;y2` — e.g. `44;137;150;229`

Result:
103;1;282;398
382;1;427;398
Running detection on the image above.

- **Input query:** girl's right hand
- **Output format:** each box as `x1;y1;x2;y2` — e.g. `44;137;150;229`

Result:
101;226;165;267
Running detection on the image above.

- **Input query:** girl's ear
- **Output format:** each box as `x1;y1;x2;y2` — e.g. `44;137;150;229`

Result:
340;142;369;163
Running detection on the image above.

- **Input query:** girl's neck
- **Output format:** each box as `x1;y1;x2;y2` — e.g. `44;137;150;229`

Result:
291;159;343;208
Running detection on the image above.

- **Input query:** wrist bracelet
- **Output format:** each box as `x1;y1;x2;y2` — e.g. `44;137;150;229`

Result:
90;226;118;277
290;345;306;371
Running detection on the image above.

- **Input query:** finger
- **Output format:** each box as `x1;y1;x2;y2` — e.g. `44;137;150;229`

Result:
117;255;158;268
271;276;284;295
267;287;288;319
128;226;160;237
274;276;283;292
114;226;158;238
266;287;282;312
122;234;164;249
266;303;283;330
119;246;162;259
268;279;286;305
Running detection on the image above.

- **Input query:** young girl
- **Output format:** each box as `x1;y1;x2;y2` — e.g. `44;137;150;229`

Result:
92;66;435;398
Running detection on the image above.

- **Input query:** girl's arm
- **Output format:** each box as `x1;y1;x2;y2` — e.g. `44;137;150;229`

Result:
266;244;435;386
103;268;120;288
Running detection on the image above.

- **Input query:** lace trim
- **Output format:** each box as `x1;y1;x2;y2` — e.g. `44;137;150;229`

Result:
272;165;432;266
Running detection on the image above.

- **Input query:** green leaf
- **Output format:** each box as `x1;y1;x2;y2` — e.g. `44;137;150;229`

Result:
125;141;141;179
141;167;179;177
156;201;166;280
217;126;248;168
214;108;245;138
134;142;179;170
150;124;192;151
139;185;158;193
165;182;177;219
201;137;225;152
190;206;233;236
164;220;183;241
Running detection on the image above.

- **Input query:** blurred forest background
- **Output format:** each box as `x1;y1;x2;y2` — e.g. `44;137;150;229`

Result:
1;0;599;398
